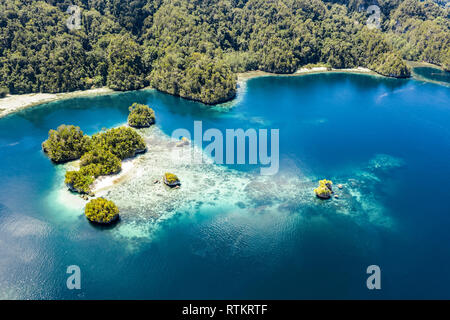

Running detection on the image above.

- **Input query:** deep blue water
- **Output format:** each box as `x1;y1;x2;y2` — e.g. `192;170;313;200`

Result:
0;73;449;299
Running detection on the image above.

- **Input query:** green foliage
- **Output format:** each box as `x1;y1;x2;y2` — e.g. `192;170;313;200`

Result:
105;34;148;91
84;197;119;224
80;148;122;176
0;1;118;93
42;125;91;163
0;87;8;98
1;0;447;103
150;50;236;104
443;51;450;72
128;103;156;128
385;0;449;68
62;126;145;194
42;124;146;194
91;127;146;160
372;52;411;78
64;147;122;194
65;169;95;194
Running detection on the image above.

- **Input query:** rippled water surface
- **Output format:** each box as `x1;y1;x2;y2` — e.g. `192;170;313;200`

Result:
0;73;449;299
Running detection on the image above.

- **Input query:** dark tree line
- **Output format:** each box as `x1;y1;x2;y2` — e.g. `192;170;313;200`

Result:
0;0;448;104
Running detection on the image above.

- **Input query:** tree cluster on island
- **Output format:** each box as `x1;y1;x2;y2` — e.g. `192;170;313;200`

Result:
41;104;185;226
128;103;156;128
41;103;160;225
42;110;147;195
64;147;122;194
0;0;448;104
64;127;147;194
42;125;91;163
84;197;120;224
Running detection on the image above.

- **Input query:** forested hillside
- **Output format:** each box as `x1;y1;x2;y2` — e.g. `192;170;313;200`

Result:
0;0;448;104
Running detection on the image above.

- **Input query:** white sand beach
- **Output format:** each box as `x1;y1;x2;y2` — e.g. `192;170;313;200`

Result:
296;66;373;74
0;67;378;118
91;158;137;194
0;87;113;118
237;66;376;82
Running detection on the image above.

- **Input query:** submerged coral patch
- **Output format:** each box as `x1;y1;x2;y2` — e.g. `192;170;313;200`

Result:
88;128;404;240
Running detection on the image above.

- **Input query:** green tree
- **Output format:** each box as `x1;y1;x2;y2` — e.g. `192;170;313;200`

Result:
91;127;147;160
128;103;156;128
84;197;119;224
42;125;91;163
105;34;148;91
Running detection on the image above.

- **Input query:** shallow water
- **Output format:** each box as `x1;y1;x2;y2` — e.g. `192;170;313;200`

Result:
0;73;449;299
413;66;450;85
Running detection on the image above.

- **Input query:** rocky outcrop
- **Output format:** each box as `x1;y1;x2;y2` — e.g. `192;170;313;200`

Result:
176;137;190;147
163;173;181;188
314;179;333;199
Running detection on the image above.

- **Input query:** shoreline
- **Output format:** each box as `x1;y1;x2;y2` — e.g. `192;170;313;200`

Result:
405;60;446;70
219;67;377;108
0;67;380;118
2;64;445;118
0;87;115;119
237;66;376;82
406;60;450;87
92;157;137;194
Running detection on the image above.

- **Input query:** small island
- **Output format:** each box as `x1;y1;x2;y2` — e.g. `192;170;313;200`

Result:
91;126;147;159
128;103;156;128
84;197;120;225
164;173;181;188
314;179;333;200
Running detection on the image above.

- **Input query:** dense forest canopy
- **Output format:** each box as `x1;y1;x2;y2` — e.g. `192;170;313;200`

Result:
0;0;448;104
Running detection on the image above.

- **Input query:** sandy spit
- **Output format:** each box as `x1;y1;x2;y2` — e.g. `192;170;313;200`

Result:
0;87;114;118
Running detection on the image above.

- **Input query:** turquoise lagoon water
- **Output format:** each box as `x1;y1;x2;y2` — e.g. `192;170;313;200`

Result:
0;73;449;299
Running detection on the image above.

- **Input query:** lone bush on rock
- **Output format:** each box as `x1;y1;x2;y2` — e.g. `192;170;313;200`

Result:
314;179;333;199
164;173;181;187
